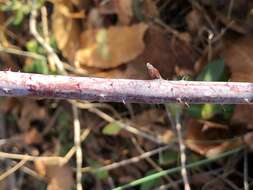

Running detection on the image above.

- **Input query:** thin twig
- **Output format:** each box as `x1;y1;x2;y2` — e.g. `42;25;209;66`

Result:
72;105;83;190
0;45;45;60
82;144;173;173
0;128;90;166
166;104;191;190
131;137;178;190
63;128;91;164
244;148;249;190
88;107;162;144
30;2;66;74
112;147;243;190
0;152;65;164
227;0;234;19
70;100;162;143
0;71;253;104
0;159;28;181
155;168;223;190
175;115;191;190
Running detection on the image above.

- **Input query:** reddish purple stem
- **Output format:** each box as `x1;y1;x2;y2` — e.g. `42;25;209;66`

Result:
0;71;252;104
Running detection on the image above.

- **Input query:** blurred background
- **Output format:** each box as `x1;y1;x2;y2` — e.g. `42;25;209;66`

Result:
0;0;253;189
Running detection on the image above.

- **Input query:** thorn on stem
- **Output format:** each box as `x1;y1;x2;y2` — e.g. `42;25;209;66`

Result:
146;63;162;79
176;98;190;108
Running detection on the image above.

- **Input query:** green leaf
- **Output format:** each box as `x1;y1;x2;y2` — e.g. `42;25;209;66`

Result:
102;122;122;135
187;58;233;120
201;104;221;120
187;105;203;118
196;59;227;81
13;8;25;25
96;169;109;180
57;112;71;127
222;104;235;120
140;170;162;190
158;150;178;165
187;153;202;172
23;59;48;74
26;40;39;53
50;36;58;50
188;104;235;120
87;159;109;180
96;29;110;61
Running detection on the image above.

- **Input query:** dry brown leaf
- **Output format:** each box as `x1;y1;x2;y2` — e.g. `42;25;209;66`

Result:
205;140;242;158
131;109;174;144
223;36;253;82
142;0;159;18
186;9;203;34
17;99;48;131
185;119;242;156
0;97;18;113
35;161;74;190
223;36;253;128
126;25;196;79
132;109;165;125
244;132;253;150
0;11;19;71
98;0;116;15
231;105;253;129
115;0;133;25
23;128;42;145
75;23;148;69
52;0;82;63
0;181;6;190
94;25;196;79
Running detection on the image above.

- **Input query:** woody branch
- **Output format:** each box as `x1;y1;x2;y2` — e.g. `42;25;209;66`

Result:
0;71;252;104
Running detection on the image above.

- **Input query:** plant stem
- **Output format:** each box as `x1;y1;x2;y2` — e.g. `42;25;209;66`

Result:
0;71;253;104
112;147;243;190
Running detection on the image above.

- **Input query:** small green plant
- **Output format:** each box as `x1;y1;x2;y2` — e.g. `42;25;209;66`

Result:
102;122;122;135
23;37;58;74
0;0;44;26
87;159;109;180
187;59;234;120
140;170;162;190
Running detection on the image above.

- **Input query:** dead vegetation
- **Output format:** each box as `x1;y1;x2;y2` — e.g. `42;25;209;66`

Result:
0;0;253;190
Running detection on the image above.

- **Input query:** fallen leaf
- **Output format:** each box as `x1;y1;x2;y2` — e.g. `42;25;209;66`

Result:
142;0;159;18
52;0;82;63
95;25;196;79
186;9;203;34
87;8;104;28
98;0;116;15
244;132;253;150
131;109;174;144
75;23;148;69
35;161;74;190
223;35;253;82
185;119;242;156
71;22;196;79
206;140;242;158
23;128;42;145
115;0;133;25
223;36;253;128
18;99;48;131
126;25;196;79
231;105;253;129
0;97;18;113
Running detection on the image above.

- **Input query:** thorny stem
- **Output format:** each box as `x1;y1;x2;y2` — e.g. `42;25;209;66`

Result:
0;71;253;104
